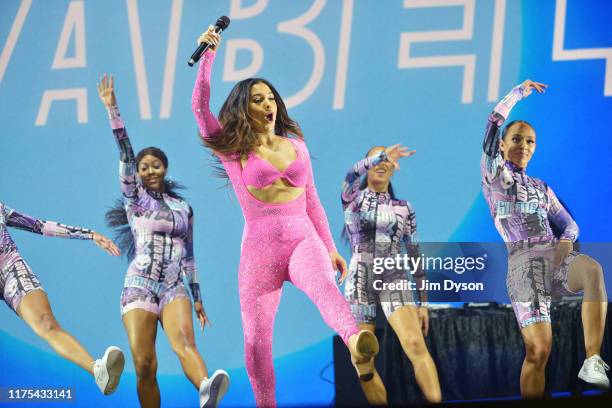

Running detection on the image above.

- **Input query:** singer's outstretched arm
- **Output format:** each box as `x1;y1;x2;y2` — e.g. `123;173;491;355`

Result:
192;28;223;141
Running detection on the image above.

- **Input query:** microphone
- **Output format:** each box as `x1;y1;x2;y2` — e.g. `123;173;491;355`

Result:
188;16;230;67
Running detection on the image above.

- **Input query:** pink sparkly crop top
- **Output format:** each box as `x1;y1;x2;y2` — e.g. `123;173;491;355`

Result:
242;146;308;189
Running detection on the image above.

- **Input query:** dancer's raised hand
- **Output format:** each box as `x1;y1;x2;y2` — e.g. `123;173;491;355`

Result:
520;79;547;98
97;74;117;107
384;144;416;170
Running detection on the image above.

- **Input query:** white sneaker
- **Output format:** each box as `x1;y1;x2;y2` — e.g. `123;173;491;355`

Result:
578;354;610;389
199;369;230;408
93;346;125;395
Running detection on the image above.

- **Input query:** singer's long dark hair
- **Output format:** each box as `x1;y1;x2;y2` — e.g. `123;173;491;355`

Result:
105;147;186;260
203;78;303;157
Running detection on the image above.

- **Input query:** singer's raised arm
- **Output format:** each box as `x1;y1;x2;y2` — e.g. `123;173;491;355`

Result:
192;50;222;141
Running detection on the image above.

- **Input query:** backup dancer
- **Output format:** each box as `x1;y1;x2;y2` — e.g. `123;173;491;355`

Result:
482;79;609;396
192;27;379;407
342;145;442;404
0;202;124;395
97;75;229;408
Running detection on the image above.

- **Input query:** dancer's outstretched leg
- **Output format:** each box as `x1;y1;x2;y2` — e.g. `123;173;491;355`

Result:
19;290;96;372
18;289;124;395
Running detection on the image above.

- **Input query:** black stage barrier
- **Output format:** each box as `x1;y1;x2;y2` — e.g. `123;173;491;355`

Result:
333;303;611;406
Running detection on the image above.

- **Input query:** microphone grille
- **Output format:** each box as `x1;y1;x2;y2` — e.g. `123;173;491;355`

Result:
216;16;230;30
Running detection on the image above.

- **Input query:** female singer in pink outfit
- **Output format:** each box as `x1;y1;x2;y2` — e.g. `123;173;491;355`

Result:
191;27;379;407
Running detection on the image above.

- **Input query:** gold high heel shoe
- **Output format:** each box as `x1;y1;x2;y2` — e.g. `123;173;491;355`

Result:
350;330;379;381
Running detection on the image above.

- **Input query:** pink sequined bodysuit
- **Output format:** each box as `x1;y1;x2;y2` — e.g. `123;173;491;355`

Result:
192;51;359;407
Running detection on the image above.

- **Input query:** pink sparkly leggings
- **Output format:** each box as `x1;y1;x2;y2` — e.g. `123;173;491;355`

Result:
238;206;359;407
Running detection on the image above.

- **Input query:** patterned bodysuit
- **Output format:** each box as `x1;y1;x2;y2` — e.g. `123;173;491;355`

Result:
193;50;359;407
0;202;93;312
342;152;426;324
106;106;201;316
481;85;581;328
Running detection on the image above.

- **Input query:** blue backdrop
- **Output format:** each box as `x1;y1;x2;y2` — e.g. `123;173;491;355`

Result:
1;0;611;406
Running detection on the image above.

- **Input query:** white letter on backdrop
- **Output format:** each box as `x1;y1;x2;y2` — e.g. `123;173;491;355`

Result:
229;0;268;20
278;0;326;108
0;0;32;85
126;0;152;119
398;0;476;104
223;39;264;81
333;0;354;110
487;0;506;101
36;88;88;126
553;0;612;96
160;0;183;119
52;1;86;69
